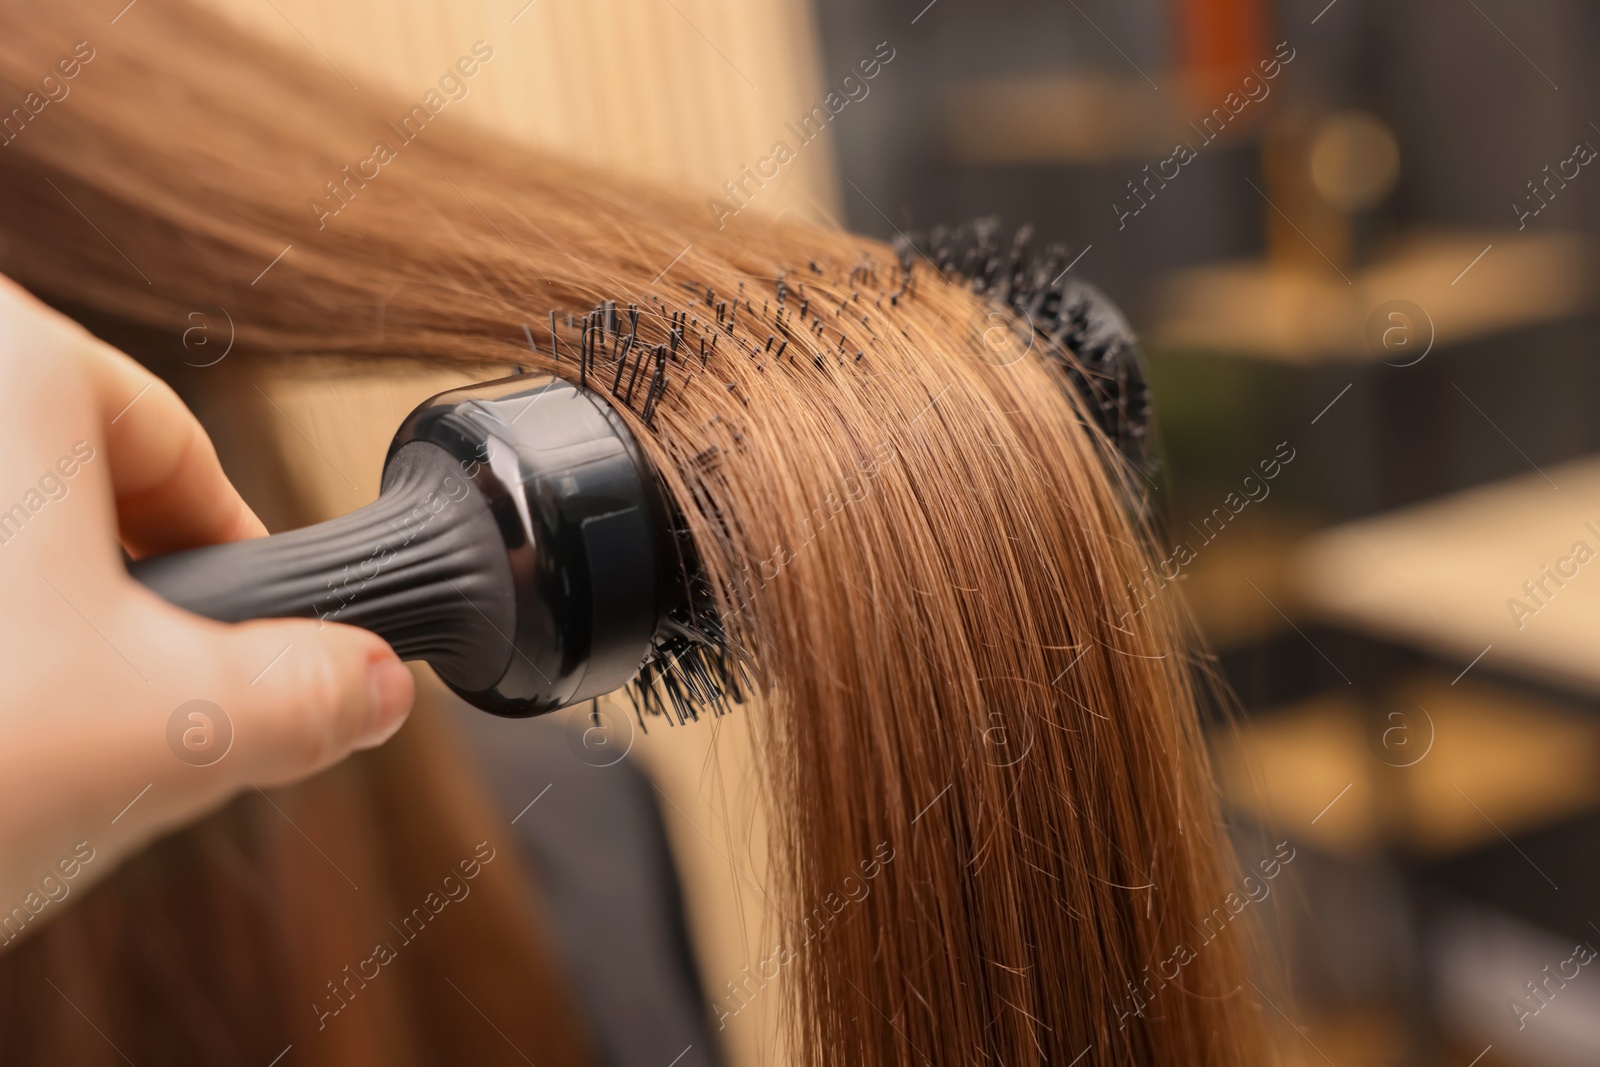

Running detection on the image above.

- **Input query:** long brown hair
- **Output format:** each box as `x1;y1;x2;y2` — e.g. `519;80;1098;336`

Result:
0;1;1278;1063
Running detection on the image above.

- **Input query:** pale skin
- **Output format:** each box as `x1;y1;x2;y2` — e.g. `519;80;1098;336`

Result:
0;276;414;935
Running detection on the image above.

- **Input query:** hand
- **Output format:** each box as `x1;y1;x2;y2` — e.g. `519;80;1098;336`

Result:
0;276;413;943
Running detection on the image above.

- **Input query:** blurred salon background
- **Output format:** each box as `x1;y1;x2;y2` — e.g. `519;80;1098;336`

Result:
163;0;1600;1064
806;0;1600;1064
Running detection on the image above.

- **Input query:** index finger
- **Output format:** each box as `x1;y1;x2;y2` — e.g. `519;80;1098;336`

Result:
86;338;268;558
0;275;267;559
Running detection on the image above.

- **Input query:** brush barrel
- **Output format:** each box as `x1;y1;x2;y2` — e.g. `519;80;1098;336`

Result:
129;375;674;716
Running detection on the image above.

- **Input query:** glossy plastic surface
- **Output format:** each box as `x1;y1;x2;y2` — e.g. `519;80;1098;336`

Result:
391;375;671;715
131;374;671;716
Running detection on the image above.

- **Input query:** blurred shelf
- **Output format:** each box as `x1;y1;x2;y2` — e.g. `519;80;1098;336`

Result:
1176;514;1310;649
940;72;1264;165
1149;230;1593;362
1212;673;1600;859
1275;1008;1522;1067
1276;1011;1408;1067
1294;455;1600;698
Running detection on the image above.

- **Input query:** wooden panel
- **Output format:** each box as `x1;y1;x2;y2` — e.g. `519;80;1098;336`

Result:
195;0;839;223
1212;675;1600;857
1151;231;1592;362
1296;456;1600;694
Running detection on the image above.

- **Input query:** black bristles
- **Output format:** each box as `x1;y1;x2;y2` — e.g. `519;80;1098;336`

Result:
628;620;751;725
643;346;669;424
624;346;649;405
643;369;667;426
899;217;1152;475
895;241;915;278
612;336;633;393
549;310;559;362
585;313;598;388
627;587;752;725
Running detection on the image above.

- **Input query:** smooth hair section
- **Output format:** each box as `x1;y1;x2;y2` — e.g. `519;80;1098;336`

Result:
0;2;1276;1064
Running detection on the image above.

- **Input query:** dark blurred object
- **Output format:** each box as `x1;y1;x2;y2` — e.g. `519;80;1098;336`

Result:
452;702;725;1067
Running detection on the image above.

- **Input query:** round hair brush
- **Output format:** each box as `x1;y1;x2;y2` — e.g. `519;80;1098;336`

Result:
129;240;1147;720
130;374;687;717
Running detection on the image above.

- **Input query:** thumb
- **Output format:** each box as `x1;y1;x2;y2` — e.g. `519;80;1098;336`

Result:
203;616;415;787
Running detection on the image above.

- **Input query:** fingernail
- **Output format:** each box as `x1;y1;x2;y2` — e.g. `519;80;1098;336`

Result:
360;656;414;749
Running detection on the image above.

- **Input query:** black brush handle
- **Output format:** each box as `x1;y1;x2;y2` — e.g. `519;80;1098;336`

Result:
128;442;517;692
127;374;677;718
